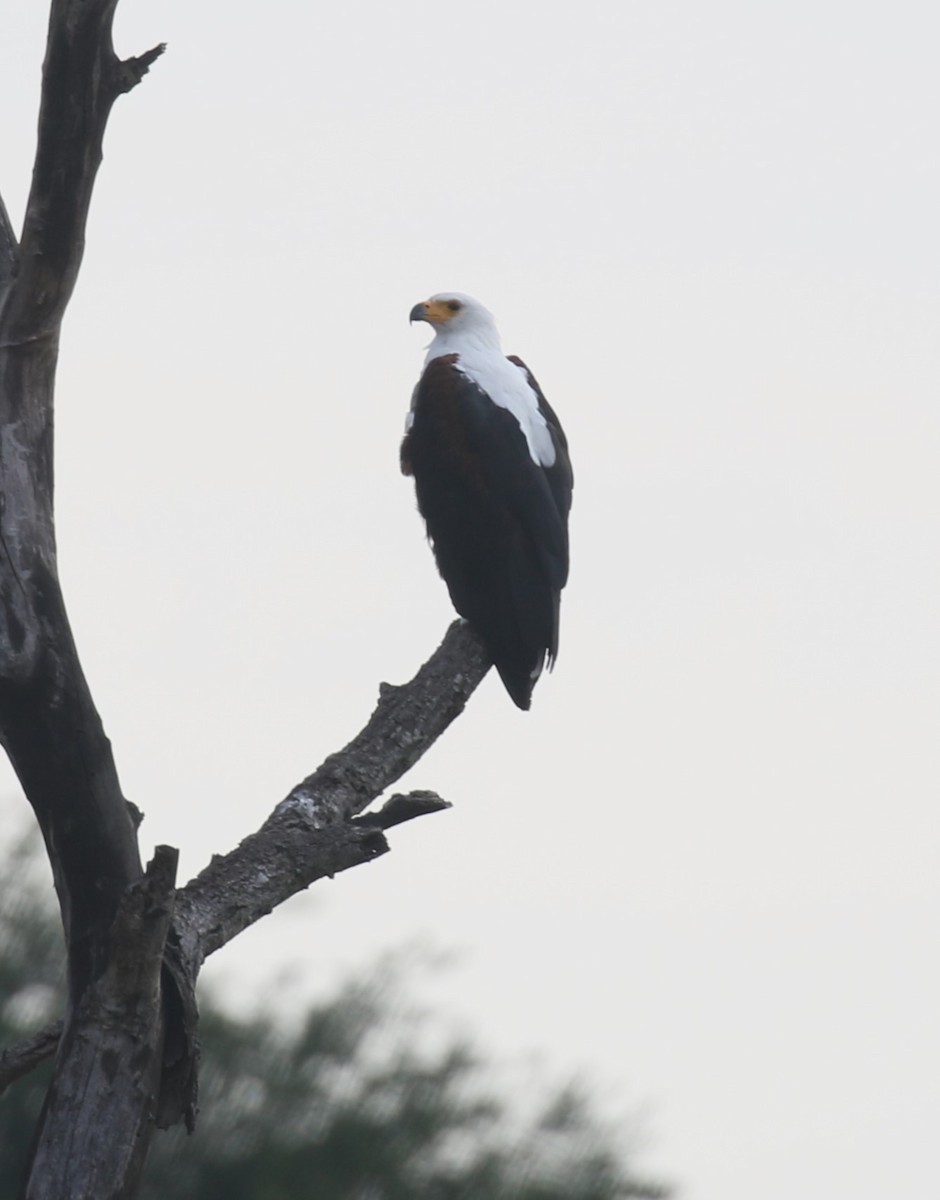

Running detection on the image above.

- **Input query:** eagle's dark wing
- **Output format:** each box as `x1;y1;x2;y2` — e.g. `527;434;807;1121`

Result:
403;353;572;709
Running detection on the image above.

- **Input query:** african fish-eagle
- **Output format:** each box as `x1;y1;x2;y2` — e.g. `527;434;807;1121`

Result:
402;293;573;710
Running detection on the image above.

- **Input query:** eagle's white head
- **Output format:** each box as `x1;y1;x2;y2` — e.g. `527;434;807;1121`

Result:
410;292;502;362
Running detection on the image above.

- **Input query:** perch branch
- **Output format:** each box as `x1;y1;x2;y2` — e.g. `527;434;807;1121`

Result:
173;619;490;976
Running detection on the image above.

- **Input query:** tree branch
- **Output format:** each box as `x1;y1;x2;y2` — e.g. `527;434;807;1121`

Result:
115;43;166;94
173;619;490;976
3;6;163;347
0;1021;61;1096
356;789;451;830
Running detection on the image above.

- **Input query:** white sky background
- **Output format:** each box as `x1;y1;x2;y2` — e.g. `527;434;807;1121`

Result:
3;1;939;1196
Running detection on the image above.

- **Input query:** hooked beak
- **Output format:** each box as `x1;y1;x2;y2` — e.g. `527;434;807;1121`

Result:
409;301;430;324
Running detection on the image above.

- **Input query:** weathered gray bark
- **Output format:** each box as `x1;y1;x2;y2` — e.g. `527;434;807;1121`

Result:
173;618;489;980
26;848;180;1199
0;3;492;1197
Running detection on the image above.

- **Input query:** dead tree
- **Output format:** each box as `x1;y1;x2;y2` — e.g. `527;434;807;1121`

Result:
0;5;490;1197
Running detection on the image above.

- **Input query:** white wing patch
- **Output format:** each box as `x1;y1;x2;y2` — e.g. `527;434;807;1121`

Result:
404;382;420;433
454;356;557;469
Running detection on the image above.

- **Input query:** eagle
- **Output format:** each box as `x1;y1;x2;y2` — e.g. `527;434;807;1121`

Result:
402;293;573;709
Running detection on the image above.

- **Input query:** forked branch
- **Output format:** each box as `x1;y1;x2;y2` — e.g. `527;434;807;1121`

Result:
0;622;490;1098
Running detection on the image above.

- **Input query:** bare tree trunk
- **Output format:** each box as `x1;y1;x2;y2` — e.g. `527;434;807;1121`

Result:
0;4;173;1195
0;4;492;1196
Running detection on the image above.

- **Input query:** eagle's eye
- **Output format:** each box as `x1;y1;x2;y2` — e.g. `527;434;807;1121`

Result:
446;300;462;312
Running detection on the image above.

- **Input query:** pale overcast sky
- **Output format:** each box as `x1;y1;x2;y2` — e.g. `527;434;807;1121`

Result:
3;2;939;1197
